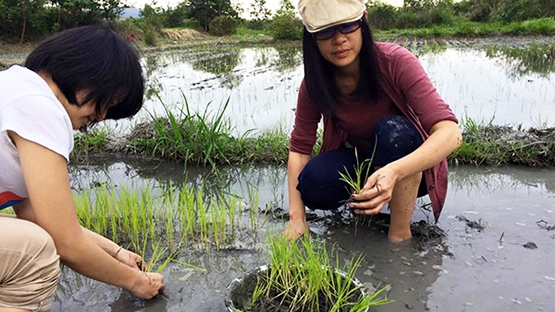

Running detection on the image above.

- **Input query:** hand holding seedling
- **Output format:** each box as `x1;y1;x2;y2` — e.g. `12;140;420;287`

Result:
114;246;144;271
349;166;397;215
129;271;166;299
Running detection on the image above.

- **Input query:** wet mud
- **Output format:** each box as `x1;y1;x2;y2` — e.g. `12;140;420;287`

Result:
53;160;555;312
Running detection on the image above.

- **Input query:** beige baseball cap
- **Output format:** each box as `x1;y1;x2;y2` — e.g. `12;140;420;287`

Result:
298;0;366;33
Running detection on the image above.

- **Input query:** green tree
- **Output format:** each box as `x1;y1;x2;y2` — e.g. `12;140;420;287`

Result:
187;0;238;32
249;0;271;29
270;0;301;40
0;0;49;41
49;0;124;29
164;2;189;28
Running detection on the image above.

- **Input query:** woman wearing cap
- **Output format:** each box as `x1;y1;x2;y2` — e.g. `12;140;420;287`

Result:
0;26;164;311
285;0;462;242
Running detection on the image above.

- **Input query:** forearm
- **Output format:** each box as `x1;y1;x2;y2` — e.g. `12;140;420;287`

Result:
287;151;311;220
56;230;141;290
83;226;120;257
388;120;462;181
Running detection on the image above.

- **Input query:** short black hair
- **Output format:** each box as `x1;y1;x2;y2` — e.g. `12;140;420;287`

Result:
302;16;381;115
25;25;144;123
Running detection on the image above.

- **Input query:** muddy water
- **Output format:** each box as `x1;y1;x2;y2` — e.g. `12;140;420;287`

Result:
54;160;555;311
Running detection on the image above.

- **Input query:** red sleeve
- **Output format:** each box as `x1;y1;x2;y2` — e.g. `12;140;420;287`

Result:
289;79;322;155
389;45;458;133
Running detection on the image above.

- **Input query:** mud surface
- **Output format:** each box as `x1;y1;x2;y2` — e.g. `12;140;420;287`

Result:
53;160;555;311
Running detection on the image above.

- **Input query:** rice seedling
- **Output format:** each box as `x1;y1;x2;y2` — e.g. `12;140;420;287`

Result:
338;138;378;196
73;177;266;253
227;234;393;312
247;184;261;230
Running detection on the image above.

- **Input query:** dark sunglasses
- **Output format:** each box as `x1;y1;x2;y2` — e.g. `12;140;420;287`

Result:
313;19;363;40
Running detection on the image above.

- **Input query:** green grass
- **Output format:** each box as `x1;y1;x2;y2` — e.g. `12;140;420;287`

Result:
374;18;555;38
123;95;288;167
70;91;555;168
73;128;110;157
449;117;555;166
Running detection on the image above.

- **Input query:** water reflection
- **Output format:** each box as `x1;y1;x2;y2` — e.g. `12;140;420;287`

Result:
448;165;555;195
122;41;555;137
485;44;555;78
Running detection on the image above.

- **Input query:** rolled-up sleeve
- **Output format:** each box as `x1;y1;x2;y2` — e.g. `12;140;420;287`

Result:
289;79;322;155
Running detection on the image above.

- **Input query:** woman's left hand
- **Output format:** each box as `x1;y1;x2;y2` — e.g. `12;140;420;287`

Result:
115;247;144;271
349;166;399;215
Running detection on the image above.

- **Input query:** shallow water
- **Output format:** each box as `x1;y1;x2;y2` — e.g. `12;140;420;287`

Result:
2;38;554;132
114;37;555;136
54;161;555;311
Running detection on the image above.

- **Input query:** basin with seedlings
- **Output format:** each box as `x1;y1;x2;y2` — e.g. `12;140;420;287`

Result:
225;235;392;312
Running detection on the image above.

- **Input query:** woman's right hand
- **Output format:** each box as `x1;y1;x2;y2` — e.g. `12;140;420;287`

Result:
283;217;309;240
130;272;165;299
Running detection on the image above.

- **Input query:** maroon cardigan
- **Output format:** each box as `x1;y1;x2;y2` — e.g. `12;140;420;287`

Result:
290;42;459;221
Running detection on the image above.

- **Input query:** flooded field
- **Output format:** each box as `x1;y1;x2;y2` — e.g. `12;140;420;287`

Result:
2;37;553;133
55;159;555;312
3;36;554;311
129;36;555;136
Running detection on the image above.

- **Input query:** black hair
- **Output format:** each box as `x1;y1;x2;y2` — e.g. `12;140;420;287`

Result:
24;25;144;124
301;16;381;115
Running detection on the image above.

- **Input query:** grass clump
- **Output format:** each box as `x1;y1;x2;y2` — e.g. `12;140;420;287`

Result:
230;235;393;312
128;95;288;167
450;117;555;166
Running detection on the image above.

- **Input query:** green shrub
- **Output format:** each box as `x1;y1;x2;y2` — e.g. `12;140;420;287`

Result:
367;2;398;30
209;15;237;36
270;10;302;40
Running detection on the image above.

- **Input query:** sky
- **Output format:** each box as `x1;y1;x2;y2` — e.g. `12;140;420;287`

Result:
125;0;404;14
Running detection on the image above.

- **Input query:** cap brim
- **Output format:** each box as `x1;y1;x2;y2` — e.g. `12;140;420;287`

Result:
304;14;363;33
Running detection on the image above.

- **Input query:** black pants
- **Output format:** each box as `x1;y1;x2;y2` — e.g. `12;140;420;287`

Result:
297;115;427;211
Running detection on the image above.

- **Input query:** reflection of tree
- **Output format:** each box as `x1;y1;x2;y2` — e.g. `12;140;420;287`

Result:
270;44;302;73
191;50;240;75
69;157;287;208
449;165;555;194
485;44;555;78
399;38;448;57
190;49;242;89
142;55;163;100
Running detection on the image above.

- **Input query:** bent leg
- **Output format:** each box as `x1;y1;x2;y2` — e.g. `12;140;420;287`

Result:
388;172;422;242
372;115;427;241
0;214;61;312
297;148;360;211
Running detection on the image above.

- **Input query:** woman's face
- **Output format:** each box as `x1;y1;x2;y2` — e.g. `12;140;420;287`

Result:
315;21;363;70
63;92;111;130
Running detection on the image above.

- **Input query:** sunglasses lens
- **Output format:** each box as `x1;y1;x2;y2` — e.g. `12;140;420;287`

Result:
339;21;361;34
313;19;362;40
314;28;335;40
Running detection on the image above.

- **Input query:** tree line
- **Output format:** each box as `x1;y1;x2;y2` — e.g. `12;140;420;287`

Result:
1;0;554;43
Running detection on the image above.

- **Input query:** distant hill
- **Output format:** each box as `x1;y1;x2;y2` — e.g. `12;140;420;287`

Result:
121;7;141;19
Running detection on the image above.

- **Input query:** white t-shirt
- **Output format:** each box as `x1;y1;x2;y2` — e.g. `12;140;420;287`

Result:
0;65;74;210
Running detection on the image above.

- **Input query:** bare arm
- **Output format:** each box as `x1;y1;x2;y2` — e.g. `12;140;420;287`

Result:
283;151;312;240
351;120;462;211
11;131;163;299
15;201;143;270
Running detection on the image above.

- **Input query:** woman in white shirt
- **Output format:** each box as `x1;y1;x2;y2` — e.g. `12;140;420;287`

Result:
0;25;164;312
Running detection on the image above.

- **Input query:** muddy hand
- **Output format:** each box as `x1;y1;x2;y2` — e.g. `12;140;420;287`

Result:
350;168;396;214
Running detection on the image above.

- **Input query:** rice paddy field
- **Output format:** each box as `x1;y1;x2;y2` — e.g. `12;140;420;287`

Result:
1;35;555;311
